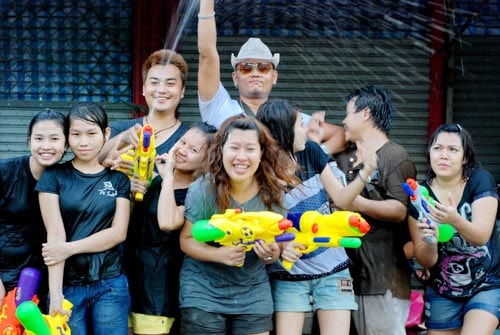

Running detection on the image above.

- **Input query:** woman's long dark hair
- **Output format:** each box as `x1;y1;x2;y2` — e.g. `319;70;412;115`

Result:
426;123;477;183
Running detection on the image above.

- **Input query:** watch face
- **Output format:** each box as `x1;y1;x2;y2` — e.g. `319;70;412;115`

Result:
369;170;380;185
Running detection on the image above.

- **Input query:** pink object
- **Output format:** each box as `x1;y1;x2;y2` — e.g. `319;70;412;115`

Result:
405;290;424;328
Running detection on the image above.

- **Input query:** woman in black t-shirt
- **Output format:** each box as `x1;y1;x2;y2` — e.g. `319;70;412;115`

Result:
37;103;131;335
0;110;67;310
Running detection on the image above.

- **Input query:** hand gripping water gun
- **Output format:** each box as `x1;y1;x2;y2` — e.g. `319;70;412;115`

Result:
16;300;72;335
281;211;371;271
402;178;454;244
133;124;156;201
192;209;296;265
0;267;41;335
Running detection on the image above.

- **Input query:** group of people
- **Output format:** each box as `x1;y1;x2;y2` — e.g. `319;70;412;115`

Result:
1;1;498;335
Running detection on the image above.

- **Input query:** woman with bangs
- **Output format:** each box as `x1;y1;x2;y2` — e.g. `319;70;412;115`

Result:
408;123;499;335
178;115;299;335
0;109;67;311
256;99;377;335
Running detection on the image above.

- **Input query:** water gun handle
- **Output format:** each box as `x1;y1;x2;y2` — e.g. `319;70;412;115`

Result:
0;289;23;335
403;179;454;244
281;259;293;271
134;125;156;202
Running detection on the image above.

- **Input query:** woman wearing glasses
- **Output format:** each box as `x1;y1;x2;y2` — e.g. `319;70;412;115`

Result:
408;124;499;335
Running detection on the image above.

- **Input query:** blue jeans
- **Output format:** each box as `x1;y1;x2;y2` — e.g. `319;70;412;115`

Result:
63;274;131;335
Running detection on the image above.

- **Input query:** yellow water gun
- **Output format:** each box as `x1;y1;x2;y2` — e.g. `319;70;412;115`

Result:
16;299;72;335
282;211;371;270
130;124;156;201
192;209;295;265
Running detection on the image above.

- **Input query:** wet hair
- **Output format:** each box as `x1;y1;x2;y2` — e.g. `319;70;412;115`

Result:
189;122;218;178
28;109;68;141
345;85;393;134
191;121;217;143
426;123;478;182
67;102;108;135
207;114;299;211
142;49;188;85
256;99;299;158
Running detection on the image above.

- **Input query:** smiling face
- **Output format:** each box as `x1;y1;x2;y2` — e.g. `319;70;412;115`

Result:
29;120;66;167
173;128;209;172
222;128;262;185
142;64;185;114
429;131;465;180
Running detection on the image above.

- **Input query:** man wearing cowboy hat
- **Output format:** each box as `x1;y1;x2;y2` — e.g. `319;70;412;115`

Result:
197;0;346;155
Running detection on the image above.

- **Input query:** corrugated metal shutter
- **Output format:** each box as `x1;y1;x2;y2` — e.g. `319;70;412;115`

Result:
452;36;500;183
179;35;431;178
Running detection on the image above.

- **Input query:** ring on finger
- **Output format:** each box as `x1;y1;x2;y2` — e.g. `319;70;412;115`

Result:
264;256;273;261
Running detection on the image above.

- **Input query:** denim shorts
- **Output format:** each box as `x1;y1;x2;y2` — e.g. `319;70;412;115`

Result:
180;307;273;335
271;268;357;312
424;286;500;330
63;274;131;335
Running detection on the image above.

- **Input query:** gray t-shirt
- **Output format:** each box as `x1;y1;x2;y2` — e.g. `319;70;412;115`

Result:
179;175;286;314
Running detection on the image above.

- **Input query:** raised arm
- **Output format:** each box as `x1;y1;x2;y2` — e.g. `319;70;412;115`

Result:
306;111;347;155
320;138;377;208
198;0;221;101
156;153;185;231
321;164;373;210
98;123;142;167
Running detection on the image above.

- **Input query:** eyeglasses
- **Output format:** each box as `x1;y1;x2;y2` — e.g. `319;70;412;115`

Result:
236;62;274;75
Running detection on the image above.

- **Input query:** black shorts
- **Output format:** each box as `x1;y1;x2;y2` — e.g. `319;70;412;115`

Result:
180;307;273;335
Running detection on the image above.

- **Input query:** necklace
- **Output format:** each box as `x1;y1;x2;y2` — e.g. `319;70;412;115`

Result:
232;197;253;212
146;117;178;136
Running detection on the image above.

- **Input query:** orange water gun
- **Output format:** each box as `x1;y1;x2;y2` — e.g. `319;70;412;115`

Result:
0;267;41;335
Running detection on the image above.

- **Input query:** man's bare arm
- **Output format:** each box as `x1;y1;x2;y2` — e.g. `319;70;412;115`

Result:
198;0;220;102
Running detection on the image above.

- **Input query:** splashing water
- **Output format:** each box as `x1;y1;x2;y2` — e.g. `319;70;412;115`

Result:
164;0;199;52
148;0;198;122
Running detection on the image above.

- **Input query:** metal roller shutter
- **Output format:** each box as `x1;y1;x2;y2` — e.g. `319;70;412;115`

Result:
179;35;431;178
452;36;500;183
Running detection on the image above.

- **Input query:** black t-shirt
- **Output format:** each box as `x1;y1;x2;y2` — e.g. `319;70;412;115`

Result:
110;116;189;316
0;156;45;291
35;161;130;285
126;175;187;316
